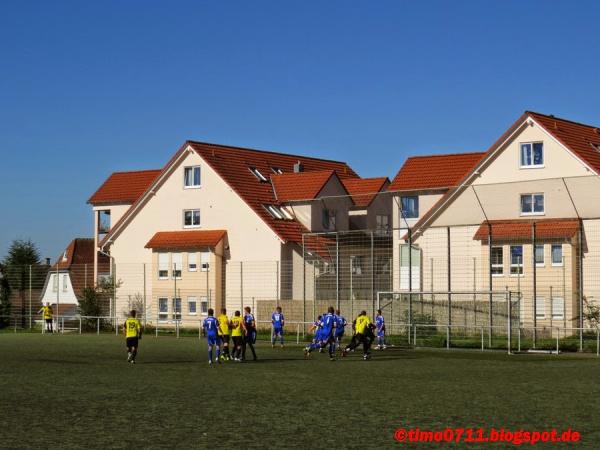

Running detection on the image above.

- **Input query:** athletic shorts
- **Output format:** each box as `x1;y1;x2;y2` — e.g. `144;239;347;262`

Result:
377;330;385;337
321;331;334;343
335;331;344;339
273;327;284;336
220;334;230;345
207;335;219;346
245;329;256;344
126;337;139;348
232;336;244;347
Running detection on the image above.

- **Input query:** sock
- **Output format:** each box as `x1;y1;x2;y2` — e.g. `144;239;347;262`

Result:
132;349;137;361
217;348;221;359
208;348;213;361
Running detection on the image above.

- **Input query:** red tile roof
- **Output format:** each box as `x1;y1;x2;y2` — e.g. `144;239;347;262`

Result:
88;169;162;205
527;111;600;174
388;152;485;192
341;177;389;207
271;170;338;202
145;230;228;249
473;219;580;241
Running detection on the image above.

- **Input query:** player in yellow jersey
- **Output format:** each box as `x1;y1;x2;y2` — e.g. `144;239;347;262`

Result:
230;310;245;361
123;310;142;364
38;303;54;333
217;308;232;361
342;310;375;360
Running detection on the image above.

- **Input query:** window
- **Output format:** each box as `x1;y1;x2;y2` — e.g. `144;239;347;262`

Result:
510;245;523;275
271;167;283;174
520;142;544;167
551;244;563;266
375;256;391;275
249;166;268;182
188;252;197;272
552;297;564;320
350;256;363;275
535;244;545;267
535;297;546;319
491;247;504;276
323;209;336;230
172;253;182;279
279;206;294;220
172;298;182;321
62;275;68;292
520;194;544;215
158;253;169;279
188;297;197;315
98;210;111;234
52;274;58;292
184;209;201;228
264;204;293;221
201;252;210;272
401;196;419;219
158;298;168;321
376;215;389;233
184;166;201;188
200;296;209;315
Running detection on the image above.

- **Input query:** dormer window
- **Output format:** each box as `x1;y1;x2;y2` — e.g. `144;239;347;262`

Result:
591;142;600;152
264;204;293;220
520;142;544;168
271;167;284;174
62;251;68;261
249;167;268;182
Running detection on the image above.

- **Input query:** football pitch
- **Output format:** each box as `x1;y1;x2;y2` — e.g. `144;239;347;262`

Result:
1;334;600;449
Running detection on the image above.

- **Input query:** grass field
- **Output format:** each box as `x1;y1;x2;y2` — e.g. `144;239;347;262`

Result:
1;334;600;449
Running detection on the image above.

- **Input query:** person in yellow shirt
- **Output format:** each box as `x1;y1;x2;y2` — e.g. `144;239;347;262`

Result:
217;308;231;361
342;310;375;360
230;310;245;362
38;303;54;333
123;310;142;364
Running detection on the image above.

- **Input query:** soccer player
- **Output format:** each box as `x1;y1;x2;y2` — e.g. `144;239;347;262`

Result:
305;306;337;360
342;310;374;360
217;308;231;361
202;308;220;365
303;315;322;358
242;306;257;361
375;309;386;350
124;310;142;364
271;306;285;348
230;310;244;361
38;303;53;333
334;309;347;351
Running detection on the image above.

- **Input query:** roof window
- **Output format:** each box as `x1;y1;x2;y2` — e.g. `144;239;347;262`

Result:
249;167;268;182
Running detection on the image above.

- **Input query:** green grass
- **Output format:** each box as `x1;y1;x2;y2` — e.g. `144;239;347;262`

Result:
1;335;600;449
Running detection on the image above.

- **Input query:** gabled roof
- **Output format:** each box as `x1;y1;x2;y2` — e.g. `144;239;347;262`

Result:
388;152;485;192
99;141;359;247
145;230;227;249
271;170;339;202
473;219;580;241
88;169;162;205
341;177;389;207
52;238;110;270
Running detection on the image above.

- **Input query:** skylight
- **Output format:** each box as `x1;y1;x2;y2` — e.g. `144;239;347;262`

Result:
264;204;294;220
591;142;600;152
249;167;268;182
272;167;284;174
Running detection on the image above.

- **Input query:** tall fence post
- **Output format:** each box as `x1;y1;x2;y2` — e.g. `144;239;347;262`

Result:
488;223;493;347
370;230;375;319
447;227;451;348
579;222;584;352
532;222;537;349
143;263;147;327
28;265;32;330
336;233;340;311
408;228;413;343
240;261;244;310
507;290;512;355
302;235;306;334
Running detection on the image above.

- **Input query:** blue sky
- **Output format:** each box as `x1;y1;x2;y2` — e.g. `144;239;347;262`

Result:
1;1;600;260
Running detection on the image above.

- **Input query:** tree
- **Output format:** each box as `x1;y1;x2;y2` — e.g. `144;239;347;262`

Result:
0;264;11;327
2;239;42;328
78;287;104;330
582;296;600;330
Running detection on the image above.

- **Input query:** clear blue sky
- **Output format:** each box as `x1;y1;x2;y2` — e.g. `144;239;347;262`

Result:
2;1;600;261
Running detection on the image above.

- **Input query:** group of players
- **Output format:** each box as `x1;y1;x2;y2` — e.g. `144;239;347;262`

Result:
122;305;388;365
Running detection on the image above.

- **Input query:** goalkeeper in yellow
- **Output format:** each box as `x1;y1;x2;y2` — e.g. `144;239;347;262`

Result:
124;310;142;364
342;310;375;360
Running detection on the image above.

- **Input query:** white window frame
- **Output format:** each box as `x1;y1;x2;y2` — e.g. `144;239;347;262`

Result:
188;297;197;316
535;244;545;267
188;252;198;272
376;215;390;232
249;166;268;182
52;274;58;292
200;296;209;316
201;252;210;272
172;253;182;279
158;297;169;322
183;209;201;228
172;297;182;321
510;245;524;277
401;196;419;219
535;296;546;320
551;244;563;266
520;193;545;216
491;246;504;277
519;142;544;168
158;253;169;280
551;297;564;320
62;274;68;292
183;166;201;189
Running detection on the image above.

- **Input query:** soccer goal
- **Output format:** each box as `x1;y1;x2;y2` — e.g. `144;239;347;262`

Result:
376;290;520;353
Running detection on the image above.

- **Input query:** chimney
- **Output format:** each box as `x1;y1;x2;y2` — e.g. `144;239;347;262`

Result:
293;161;304;173
45;258;51;266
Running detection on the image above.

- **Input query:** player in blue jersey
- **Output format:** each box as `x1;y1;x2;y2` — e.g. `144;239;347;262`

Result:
271;306;285;348
334;309;347;351
305;306;337;360
304;315;323;358
375;309;386;350
242;306;257;361
202;309;221;365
